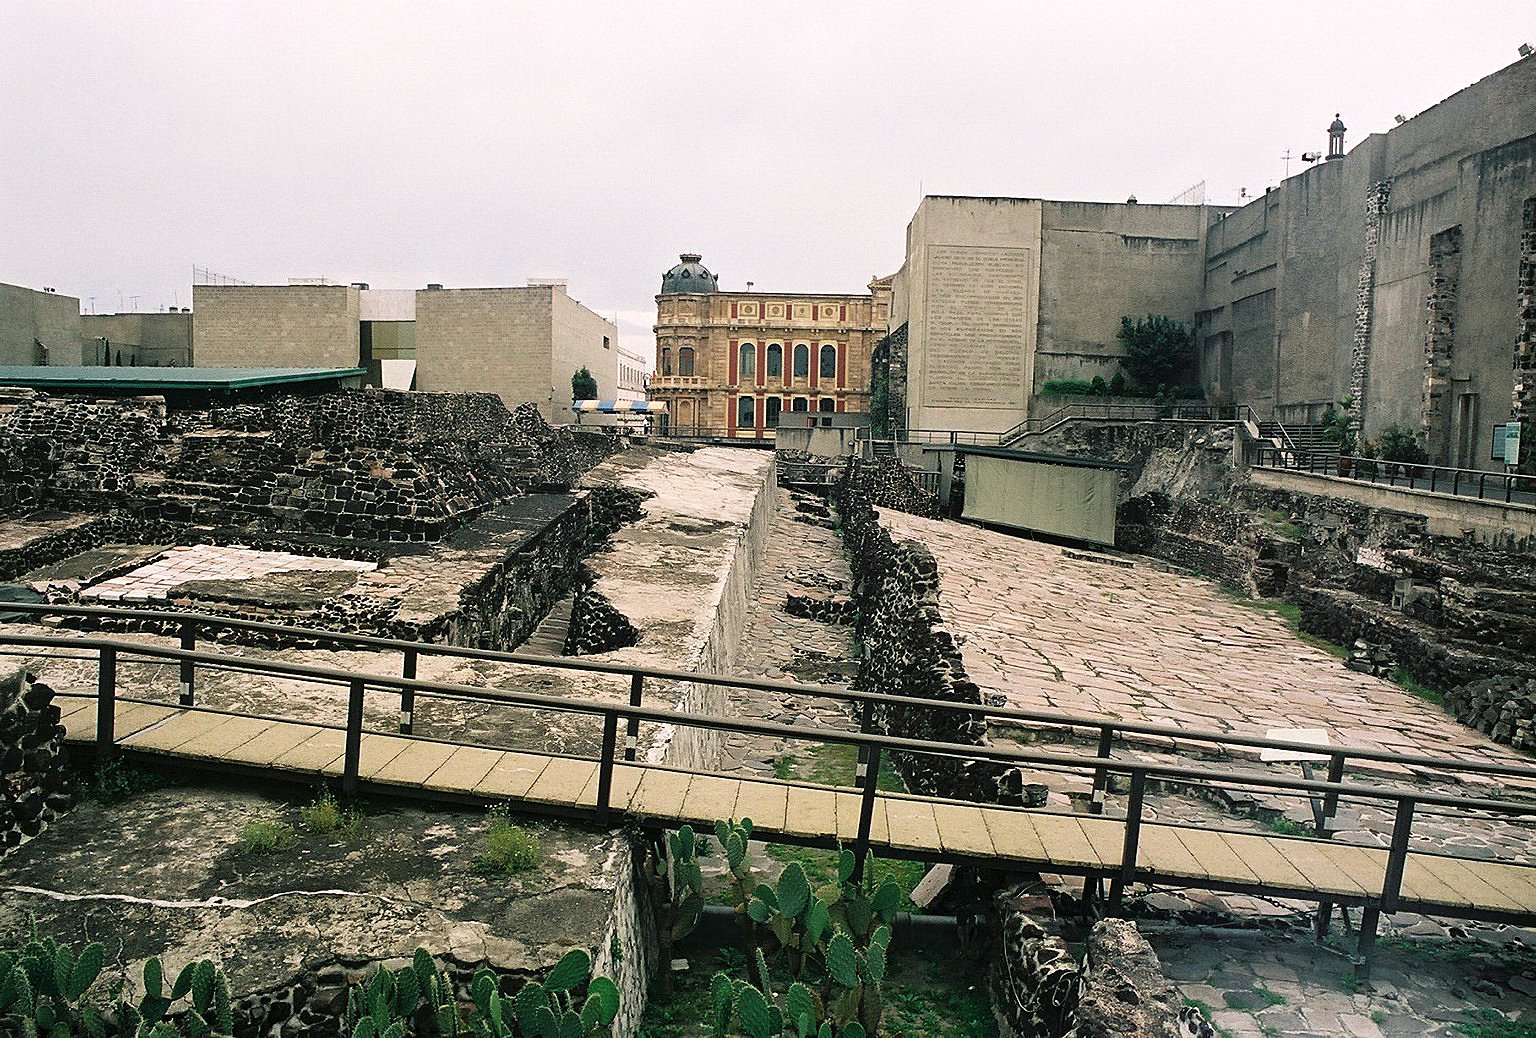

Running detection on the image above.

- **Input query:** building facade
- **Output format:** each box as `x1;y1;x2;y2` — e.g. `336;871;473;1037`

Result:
889;198;1215;435
650;254;891;437
194;280;620;423
884;53;1536;468
1;283;82;366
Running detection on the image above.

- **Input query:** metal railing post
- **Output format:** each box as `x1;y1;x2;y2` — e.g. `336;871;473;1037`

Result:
852;741;882;883
96;646;117;759
1108;769;1146;915
855;697;876;789
1088;725;1114;814
399;648;417;734
596;709;619;825
624;673;644;761
178;623;195;707
1314;752;1348;939
1357;798;1416;982
343;679;365;794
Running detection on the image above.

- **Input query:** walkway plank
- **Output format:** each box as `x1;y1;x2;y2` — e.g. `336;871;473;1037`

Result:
980;809;1050;863
885;799;941;853
731;780;789;832
476;752;551;800
52;708;1536;929
932;803;996;858
424;746;502;793
374;740;458;786
784;784;838;839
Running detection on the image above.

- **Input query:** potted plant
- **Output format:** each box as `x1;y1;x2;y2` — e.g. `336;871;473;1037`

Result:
1379;423;1429;481
1320;396;1358;476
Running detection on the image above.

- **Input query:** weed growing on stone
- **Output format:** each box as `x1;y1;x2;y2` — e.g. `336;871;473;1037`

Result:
472;804;541;874
1390;667;1447;708
1228;595;1348;661
771;753;797;780
241;817;297;854
299;789;363;838
1456;1008;1536;1037
1248;811;1312;838
69;759;173;804
1254;986;1286;1007
1182;998;1234;1038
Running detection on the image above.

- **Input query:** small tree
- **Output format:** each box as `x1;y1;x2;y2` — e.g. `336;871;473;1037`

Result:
1115;315;1194;394
571;366;598;401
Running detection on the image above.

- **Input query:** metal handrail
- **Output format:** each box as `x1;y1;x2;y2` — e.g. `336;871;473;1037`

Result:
1248;445;1536;505
7;601;1536;784
16;627;1536;972
1000;401;1256;446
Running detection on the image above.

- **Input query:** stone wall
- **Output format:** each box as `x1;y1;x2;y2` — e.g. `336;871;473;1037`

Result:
1420;225;1462;453
224;841;654;1038
833;459;1020;804
990;910;1204;1038
0;671;70;859
1107;424;1536;743
1515;196;1536;473
0;387;618;543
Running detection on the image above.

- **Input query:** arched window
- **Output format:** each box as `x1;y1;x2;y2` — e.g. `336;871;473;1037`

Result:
792;343;809;378
678;347;695;376
791;397;809;412
818;397;836;413
765;397;782;427
737;396;755;428
766;344;783;378
819;344;837;379
738;343;756;380
661;348;672;376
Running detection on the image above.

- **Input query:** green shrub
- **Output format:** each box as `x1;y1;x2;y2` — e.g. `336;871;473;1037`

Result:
299;790;361;837
474;805;541;874
1040;379;1096;397
241;818;297;855
69;759;171;804
1378;424;1429;465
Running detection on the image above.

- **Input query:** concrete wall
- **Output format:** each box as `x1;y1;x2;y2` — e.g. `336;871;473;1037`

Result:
81;312;193;366
1036;201;1208;384
416;286;618;424
0;283;82;366
1250;466;1536;545
892;196;1213;434
416;287;555;419
1197;55;1536;467
895;196;1043;435
551;287;620;415
192;285;360;369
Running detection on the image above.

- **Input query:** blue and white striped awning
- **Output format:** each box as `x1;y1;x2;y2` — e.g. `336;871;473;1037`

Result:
571;399;669;413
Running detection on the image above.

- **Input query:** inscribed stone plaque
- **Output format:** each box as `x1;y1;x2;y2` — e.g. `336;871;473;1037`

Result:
922;246;1033;408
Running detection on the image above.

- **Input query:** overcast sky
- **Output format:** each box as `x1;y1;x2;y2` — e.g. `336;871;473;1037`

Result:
3;1;1533;363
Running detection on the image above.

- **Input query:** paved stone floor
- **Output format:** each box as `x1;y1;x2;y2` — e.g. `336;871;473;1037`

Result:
722;486;861;780
79;544;376;602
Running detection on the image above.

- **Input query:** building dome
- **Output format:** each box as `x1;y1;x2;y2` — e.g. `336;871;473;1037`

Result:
660;253;719;294
1329;113;1347;134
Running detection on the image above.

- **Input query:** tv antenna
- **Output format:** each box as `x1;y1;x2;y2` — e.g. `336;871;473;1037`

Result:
1282;149;1292;178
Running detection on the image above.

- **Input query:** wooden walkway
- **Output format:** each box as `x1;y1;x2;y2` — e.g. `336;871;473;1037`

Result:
55;694;1536;925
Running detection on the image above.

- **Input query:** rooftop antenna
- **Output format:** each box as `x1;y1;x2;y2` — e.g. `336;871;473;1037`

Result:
87;296;95;314
746;281;754;292
129;294;139;311
1282;149;1292;178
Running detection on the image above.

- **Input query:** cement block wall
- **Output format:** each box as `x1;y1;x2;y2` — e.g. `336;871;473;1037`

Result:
0;283;82;366
416;288;556;421
192;285;360;369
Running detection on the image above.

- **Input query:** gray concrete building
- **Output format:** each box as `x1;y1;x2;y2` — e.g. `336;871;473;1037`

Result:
1199;53;1536;467
889;196;1216;434
1;283;82;366
416;283;619;423
886;53;1536;468
193;280;620;423
81;311;193;367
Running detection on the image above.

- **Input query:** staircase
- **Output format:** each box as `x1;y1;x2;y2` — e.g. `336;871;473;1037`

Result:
520;595;575;656
1259;421;1331;455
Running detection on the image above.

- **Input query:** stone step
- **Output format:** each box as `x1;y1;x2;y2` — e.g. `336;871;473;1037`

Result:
521;595;575;656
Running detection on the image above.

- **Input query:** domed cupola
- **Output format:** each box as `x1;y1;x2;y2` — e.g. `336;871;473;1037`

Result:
660;253;719;294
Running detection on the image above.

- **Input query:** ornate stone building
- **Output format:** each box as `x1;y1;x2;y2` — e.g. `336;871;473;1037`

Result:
650;253;891;437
